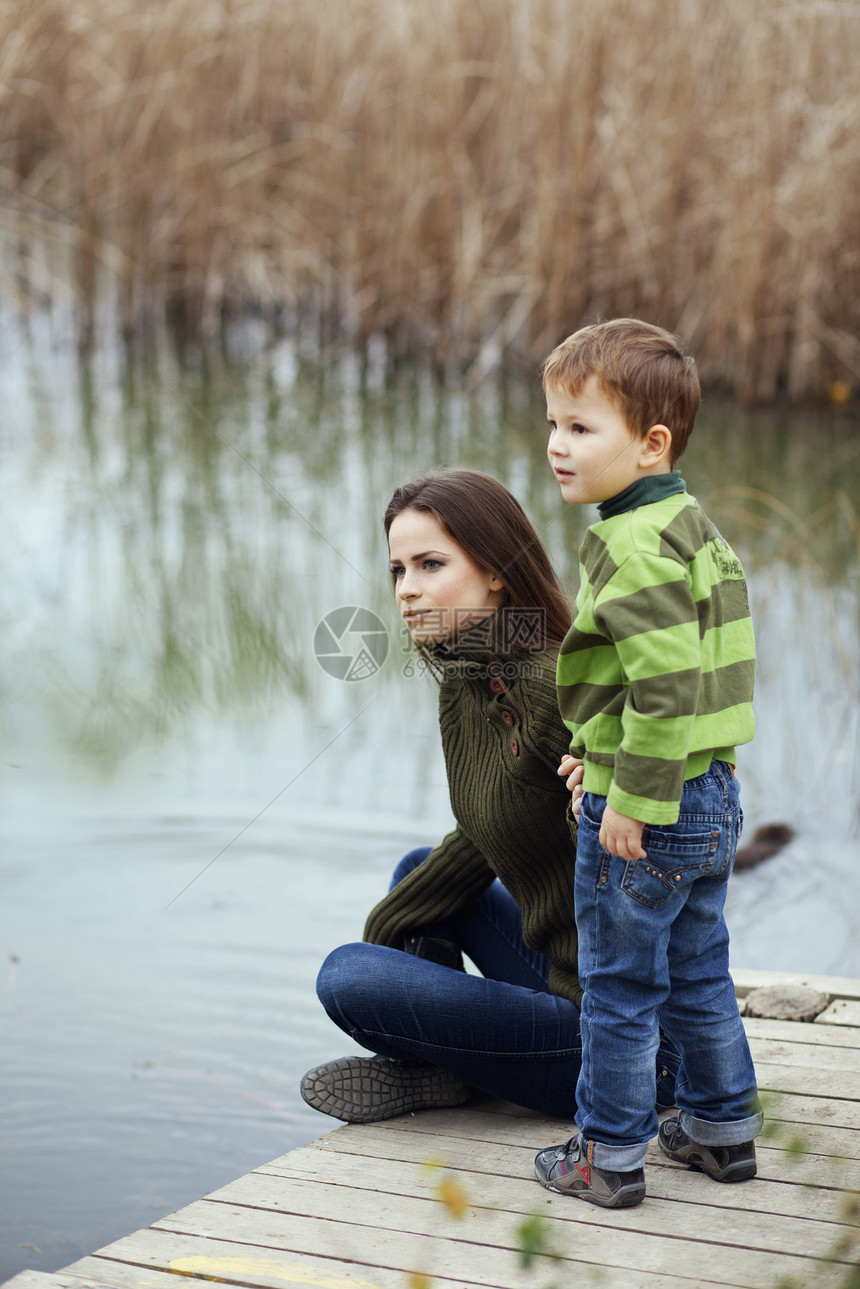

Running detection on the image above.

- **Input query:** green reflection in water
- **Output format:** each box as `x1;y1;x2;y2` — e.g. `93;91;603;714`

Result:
2;322;858;783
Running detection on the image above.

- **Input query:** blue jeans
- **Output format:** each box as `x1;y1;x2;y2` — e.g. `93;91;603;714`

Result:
315;848;679;1118
575;761;762;1170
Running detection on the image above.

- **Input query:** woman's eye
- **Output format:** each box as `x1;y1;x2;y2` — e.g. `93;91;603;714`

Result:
390;566;404;579
423;559;442;571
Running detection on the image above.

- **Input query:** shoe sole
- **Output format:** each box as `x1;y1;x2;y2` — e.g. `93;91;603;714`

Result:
534;1168;645;1208
659;1140;757;1183
301;1058;471;1123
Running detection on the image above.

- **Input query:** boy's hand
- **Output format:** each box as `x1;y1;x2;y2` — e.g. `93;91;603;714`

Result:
558;755;585;817
599;806;647;860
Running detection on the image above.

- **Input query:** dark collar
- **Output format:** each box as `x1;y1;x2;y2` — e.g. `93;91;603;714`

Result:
597;471;686;521
432;612;510;670
429;606;549;676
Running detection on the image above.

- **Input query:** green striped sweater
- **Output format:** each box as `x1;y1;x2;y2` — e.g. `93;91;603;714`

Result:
557;478;755;825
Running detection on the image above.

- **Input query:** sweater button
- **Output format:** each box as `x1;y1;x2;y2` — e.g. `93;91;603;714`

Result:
489;677;506;693
501;710;514;727
509;738;519;756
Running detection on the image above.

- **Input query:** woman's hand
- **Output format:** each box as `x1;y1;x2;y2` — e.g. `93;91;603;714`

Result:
558;755;584;817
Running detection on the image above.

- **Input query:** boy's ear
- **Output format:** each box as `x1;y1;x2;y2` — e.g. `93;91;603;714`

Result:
639;424;673;468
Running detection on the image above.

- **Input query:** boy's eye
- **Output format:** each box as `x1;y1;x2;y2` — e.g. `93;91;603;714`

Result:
573;422;589;435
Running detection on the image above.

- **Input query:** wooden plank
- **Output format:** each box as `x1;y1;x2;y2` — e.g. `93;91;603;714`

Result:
63;1261;395;1289
747;1035;860;1071
255;1140;853;1224
271;1120;860;1191
345;1106;577;1149
743;1015;860;1048
475;1090;860;1149
302;1107;860;1184
149;1193;848;1289
349;1099;860;1162
76;1233;414;1289
0;1276;128;1289
212;1159;853;1256
66;1235;741;1289
760;1094;860;1134
361;1091;860;1148
754;1060;860;1103
732;968;860;1001
755;1145;860;1189
817;1000;860;1027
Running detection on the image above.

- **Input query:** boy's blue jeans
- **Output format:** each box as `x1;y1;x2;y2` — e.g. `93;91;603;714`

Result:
575;760;762;1171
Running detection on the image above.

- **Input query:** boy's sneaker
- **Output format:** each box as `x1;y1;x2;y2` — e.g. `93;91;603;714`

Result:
300;1056;472;1123
534;1133;646;1208
658;1117;757;1182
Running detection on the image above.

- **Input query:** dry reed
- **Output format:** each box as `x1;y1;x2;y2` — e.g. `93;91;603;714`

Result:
2;0;860;400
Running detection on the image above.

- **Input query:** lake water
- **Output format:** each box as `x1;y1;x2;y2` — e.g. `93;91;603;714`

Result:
1;315;859;1280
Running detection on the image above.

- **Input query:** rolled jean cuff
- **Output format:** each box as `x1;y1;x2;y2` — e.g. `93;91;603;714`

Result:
589;1139;649;1172
679;1109;763;1146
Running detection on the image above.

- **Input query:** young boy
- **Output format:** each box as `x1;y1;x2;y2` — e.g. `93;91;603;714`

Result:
534;319;761;1208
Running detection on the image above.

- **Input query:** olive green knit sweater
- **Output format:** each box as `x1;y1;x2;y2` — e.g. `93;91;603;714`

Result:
363;621;582;1007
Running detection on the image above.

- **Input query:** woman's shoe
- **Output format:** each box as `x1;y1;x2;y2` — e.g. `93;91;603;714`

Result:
300;1056;472;1123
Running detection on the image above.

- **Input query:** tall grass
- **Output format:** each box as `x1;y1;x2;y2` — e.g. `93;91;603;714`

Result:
3;0;860;400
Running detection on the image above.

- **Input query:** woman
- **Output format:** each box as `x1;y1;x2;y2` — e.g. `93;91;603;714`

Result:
301;470;678;1122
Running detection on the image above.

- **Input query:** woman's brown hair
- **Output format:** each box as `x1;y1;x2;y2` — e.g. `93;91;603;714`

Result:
384;470;570;648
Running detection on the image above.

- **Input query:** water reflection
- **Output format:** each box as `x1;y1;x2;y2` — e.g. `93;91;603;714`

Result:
4;320;858;779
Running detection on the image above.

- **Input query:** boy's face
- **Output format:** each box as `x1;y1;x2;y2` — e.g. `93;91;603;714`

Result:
546;375;648;506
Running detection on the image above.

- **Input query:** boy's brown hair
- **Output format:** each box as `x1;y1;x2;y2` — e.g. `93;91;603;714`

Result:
541;318;701;466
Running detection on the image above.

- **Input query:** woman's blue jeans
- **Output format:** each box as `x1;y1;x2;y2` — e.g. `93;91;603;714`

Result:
575;761;762;1170
315;848;679;1118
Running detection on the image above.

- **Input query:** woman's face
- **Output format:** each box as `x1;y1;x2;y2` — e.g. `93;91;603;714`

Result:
387;509;506;644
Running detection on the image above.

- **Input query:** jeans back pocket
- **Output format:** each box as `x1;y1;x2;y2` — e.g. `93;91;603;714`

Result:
621;827;720;908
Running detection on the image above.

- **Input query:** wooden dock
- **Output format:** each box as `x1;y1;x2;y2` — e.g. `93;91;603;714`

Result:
4;969;860;1289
